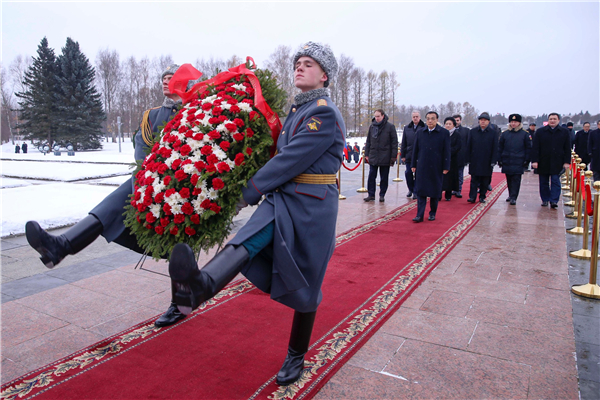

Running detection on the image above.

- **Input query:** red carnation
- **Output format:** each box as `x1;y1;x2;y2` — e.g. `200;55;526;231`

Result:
219;141;230;151
212;177;225;190
249;111;259;121
192;188;202;195
155;225;165;235
225;123;237;133
174;214;185;224
163;176;172;185
206;164;217;173
171;158;181;171
198;113;205;119
217;162;231;173
242;99;254;106
185;226;196;236
170;226;179;235
146;213;157;224
178;126;187;133
209;117;220;125
154;192;165;203
210;203;221;214
194;161;206;171
208;130;221;140
201;145;213;156
159;147;172;158
173;140;182;152
207;154;219;165
157;163;168;175
233;118;244;128
160;217;170;227
235;153;245;166
193;133;204;141
152;143;160;153
202;103;212;111
247;87;255;96
175;170;188;181
246;147;253;155
230;105;241;113
179;187;190;198
134;191;142;201
184;131;193;138
200;199;212;209
246;128;254;137
218;115;228;123
182;202;194;215
165;188;177;197
213;106;223;116
233;133;244;142
186;114;195;122
236;90;246;97
180;144;192;157
190;214;200;224
146;224;153;230
190;174;199;186
225;87;235;93
163;203;173;215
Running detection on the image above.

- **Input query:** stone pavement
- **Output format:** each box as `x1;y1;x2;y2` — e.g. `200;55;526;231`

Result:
1;164;599;399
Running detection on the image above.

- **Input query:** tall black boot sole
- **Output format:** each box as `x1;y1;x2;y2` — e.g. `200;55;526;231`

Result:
25;221;58;269
169;243;202;316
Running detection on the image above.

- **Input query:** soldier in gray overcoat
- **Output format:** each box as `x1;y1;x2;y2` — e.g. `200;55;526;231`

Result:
167;42;345;387
411;111;450;222
25;65;186;327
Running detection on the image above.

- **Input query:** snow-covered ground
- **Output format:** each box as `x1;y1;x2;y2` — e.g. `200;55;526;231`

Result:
1;141;138;237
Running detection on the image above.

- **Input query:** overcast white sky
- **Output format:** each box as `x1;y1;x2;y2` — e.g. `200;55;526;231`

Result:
2;1;599;117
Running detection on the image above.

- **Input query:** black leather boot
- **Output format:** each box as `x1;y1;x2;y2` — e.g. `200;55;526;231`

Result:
169;243;249;315
276;311;317;386
154;283;186;327
25;215;103;269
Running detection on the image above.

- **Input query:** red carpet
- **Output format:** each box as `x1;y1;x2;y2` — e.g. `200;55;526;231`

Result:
2;175;506;400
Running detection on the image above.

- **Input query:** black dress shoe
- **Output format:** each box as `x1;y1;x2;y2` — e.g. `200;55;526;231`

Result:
363;196;375;202
541;201;549;207
412;194;417;200
506;197;511;202
413;217;424;223
479;199;487;204
445;198;451;201
379;197;385;203
551;203;558;209
154;302;186;327
428;215;436;221
406;191;413;197
510;199;516;205
467;198;476;203
454;193;463;198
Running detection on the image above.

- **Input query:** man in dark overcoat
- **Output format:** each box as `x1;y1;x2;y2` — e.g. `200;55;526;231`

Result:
167;42;346;387
499;114;532;205
466;112;499;204
574;122;591;169
21;142;28;153
442;117;462;201
411;111;450;222
401;111;424;198
25;64;187;327
588;121;600;181
531;112;571;208
453;114;470;197
364;109;398;202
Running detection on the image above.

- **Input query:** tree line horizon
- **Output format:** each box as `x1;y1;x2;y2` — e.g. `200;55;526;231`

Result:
2;38;599;147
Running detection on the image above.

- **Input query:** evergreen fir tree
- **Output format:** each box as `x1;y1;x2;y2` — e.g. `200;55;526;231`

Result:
55;37;105;150
15;37;59;147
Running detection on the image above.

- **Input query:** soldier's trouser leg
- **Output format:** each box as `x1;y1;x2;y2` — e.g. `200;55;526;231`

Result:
25;215;103;269
276;310;317;386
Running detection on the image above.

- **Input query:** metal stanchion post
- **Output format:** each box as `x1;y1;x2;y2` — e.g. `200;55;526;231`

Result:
338;167;346;200
357;149;368;193
571;171;594;258
393;145;403;182
565;157;581;206
566;163;582;213
567;163;586;232
571;181;600;299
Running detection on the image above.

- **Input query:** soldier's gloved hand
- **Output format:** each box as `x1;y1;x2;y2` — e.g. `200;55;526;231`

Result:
390;158;396;166
235;198;248;215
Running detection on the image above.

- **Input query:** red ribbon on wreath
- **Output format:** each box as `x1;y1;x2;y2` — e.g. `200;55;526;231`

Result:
341;157;363;171
168;58;282;156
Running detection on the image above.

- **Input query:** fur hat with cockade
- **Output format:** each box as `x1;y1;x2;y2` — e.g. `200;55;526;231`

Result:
292;42;338;87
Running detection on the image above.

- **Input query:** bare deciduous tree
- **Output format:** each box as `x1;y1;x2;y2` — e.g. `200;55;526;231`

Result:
96;48;122;142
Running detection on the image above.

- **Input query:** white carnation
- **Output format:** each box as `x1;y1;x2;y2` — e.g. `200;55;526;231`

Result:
149;204;161;218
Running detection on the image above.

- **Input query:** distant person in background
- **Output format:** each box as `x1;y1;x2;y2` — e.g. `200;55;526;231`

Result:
353;141;361;163
364;109;398;203
21;142;28;153
442;117;461;201
453;114;470;198
466;112;499;204
344;142;351;162
531;112;571;208
14;143;20;153
25;64;188;328
527;122;537;140
499;114;531;205
574;122;591;170
401;110;424;199
566;122;576;149
587;121;600;181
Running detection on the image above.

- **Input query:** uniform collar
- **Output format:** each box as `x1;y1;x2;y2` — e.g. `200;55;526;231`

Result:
294;87;329;107
162;97;181;108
